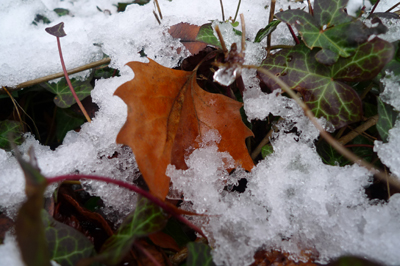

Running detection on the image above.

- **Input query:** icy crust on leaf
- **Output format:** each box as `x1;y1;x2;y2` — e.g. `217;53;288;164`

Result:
168;131;400;265
364;18;400;43
380;72;400;111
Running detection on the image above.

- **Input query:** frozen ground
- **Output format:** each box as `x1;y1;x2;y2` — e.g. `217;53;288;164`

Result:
1;0;400;265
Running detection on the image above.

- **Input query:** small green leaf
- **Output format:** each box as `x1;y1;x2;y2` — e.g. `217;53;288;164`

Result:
15;148;51;266
41;77;92;108
53;8;70;17
261;144;274;158
187;242;216;266
92;196;168;265
55;108;85;143
377;97;399;142
231;21;239;27
329;255;382;266
317;140;348;166
0;120;24;150
45;22;66;38
254;20;281;43
94;67;119;79
196;23;221;48
42;210;96;266
275;0;387;65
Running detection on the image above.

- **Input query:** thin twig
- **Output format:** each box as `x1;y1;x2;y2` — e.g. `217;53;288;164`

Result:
247;65;400;190
368;0;380;18
338;115;379;145
385;1;400;12
251;128;274;160
240;14;246;52
286;23;300;44
219;0;225;21
153;10;161;24
233;0;242;22
154;0;162;20
214;25;228;53
267;0;276;50
0;58;111;93
56;37;91;123
308;0;313;15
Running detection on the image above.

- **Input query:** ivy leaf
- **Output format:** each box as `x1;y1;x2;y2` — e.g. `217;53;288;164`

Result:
53;8;70;17
195;23;221;48
317;140;348;166
275;0;387;65
55;108;85;143
377;97;399;142
261;144;274;158
88;196;168;265
42;210;96;266
14;148;51;266
259;38;394;128
41;77;93;108
187;242;216;266
254;20;281;43
45;22;66;37
0;120;24;150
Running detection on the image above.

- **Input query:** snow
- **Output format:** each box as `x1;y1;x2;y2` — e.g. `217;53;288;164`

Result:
1;0;400;265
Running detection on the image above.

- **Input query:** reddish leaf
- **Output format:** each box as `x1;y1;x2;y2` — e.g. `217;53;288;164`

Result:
149;231;180;252
115;59;254;199
168;23;208;55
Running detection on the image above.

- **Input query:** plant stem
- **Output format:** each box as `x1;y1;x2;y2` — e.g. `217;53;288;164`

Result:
233;0;241;22
286;23;300;44
368;0;380;18
307;0;314;16
267;0;276;50
47;174;206;238
338;114;379;145
247;65;400;190
56;37;91;123
386;1;400;12
219;0;225;21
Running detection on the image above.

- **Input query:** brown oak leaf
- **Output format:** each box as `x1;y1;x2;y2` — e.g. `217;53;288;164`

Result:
115;59;254;200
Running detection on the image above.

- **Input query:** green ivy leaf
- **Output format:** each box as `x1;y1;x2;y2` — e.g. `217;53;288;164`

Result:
259;38;394;128
187;242;215;266
254;20;281;43
0;120;24;150
42;210;96;266
195;23;221;48
275;0;387;65
261;144;274;158
55;108;85;143
53;8;70;17
377;97;399;142
41;77;92;108
90;196;168;265
317;140;348;166
14;148;51;266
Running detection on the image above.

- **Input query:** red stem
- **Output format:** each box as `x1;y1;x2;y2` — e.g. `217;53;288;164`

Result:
56;37;91;123
368;0;380;18
132;241;163;266
344;144;374;149
286;23;300;44
47;174;206;238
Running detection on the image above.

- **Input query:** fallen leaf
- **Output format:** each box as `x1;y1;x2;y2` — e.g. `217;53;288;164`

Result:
149;231;180;252
168;23;208;55
115;59;254;199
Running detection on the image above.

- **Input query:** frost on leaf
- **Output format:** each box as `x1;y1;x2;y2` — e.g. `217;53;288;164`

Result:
115;59;254;199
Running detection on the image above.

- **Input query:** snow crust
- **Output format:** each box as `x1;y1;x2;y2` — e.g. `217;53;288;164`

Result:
1;0;400;265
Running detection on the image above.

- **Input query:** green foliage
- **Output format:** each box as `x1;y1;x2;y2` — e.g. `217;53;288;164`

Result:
115;0;150;12
41;77;93;108
55;108;85;142
254;20;281;43
187;242;215;266
261;144;274;158
42;210;96;266
377;97;399;142
0;120;24;150
329;255;383;266
14;149;51;266
196;23;221;48
53;8;70;17
275;0;387;65
259;38;394;128
92;196;168;265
